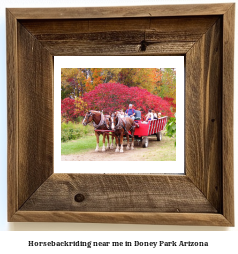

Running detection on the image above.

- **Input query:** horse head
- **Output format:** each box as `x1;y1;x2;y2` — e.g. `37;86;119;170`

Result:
82;111;94;126
110;112;119;131
104;114;111;130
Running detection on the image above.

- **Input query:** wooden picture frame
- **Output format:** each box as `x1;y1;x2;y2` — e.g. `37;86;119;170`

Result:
7;3;234;226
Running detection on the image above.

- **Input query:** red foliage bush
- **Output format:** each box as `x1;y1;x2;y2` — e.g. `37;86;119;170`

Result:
61;97;79;122
82;83;174;117
163;97;176;113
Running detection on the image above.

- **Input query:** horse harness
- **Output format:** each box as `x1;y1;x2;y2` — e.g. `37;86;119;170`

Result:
112;114;136;137
86;111;110;130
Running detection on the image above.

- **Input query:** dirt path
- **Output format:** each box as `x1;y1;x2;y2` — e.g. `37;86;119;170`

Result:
61;135;176;161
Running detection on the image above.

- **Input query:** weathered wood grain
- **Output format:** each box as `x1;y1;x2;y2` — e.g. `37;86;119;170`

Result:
20;174;217;213
20;18;150;34
34;31;201;43
186;18;223;212
20;16;218;34
8;4;233;19
18;23;54;208
222;4;235;226
149;16;219;35
19;17;218;56
39;41;194;56
6;4;234;226
11;211;232;226
7;9;18;221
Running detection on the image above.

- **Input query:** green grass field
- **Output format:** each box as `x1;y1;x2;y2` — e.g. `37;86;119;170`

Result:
61;133;176;161
61;134;102;155
61;120;176;160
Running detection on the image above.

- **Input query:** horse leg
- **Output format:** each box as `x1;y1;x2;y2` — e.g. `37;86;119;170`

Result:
126;134;130;150
95;132;99;152
119;131;124;153
131;128;135;150
102;133;106;152
106;134;110;150
115;135;120;152
131;136;134;150
110;134;114;149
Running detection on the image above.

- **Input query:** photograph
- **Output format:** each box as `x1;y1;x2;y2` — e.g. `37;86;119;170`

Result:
61;67;176;162
54;56;184;174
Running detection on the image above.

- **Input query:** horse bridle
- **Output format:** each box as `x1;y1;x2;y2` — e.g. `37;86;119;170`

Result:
83;111;93;125
110;113;121;130
84;111;111;130
112;112;137;138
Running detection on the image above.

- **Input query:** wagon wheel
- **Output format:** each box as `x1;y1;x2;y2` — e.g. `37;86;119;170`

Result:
156;131;162;141
142;137;149;148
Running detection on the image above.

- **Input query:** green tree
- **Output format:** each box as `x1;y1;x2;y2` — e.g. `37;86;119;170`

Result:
157;68;176;104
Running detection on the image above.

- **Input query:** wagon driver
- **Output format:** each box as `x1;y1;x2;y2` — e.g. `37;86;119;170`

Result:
125;104;135;120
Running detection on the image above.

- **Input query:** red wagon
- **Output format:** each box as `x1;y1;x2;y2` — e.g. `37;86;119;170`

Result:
95;110;168;148
133;116;168;148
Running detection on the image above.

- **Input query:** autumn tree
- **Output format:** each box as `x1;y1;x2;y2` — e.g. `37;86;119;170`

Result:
61;68;87;99
82;83;173;117
118;68;137;87
102;68;121;83
61;68;176;114
117;68;164;94
85;68;122;91
61;97;79;122
61;69;73;99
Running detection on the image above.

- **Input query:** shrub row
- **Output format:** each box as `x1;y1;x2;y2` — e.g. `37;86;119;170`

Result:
61;121;94;142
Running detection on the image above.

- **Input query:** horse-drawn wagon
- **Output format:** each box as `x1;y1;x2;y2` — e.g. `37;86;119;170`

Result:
132;110;168;148
83;110;168;152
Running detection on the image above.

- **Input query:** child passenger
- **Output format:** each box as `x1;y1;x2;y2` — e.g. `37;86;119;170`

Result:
152;110;157;119
145;109;153;121
119;109;125;118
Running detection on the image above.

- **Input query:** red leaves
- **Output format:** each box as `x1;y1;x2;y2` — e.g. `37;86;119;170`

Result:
61;97;79;122
163;97;176;112
61;83;175;122
83;83;174;117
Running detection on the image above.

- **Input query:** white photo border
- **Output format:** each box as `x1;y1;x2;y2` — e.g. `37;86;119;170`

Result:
54;56;184;174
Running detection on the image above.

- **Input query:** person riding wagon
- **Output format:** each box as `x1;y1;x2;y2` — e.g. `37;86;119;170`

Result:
125;104;136;120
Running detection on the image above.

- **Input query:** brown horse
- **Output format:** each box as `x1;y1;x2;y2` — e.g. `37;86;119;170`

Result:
82;110;114;152
110;112;138;152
